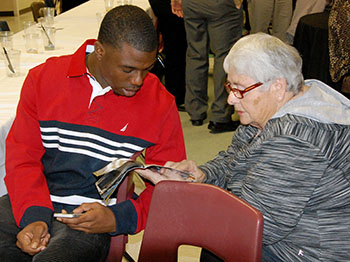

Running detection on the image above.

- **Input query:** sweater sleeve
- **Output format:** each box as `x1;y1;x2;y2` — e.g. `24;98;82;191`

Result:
133;101;186;233
240;136;327;244
200;125;259;188
143;98;187;166
108;181;154;235
5;69;54;229
202;130;327;244
110;99;186;235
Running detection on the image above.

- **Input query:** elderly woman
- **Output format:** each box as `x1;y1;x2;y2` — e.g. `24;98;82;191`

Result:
138;33;350;261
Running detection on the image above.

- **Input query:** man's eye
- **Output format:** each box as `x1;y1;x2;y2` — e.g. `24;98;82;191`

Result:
123;68;133;73
146;64;154;72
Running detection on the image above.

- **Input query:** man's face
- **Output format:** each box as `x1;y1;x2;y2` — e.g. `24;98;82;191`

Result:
98;42;157;97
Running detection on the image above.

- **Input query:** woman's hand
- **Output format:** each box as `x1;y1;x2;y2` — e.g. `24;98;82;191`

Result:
136;160;206;184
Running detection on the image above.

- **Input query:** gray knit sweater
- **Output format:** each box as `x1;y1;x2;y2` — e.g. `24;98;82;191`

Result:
200;80;350;261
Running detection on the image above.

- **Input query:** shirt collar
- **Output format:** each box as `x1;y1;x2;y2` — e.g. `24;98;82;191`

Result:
67;39;96;78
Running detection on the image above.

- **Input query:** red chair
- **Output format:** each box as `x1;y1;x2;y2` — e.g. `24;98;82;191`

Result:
106;174;134;262
138;181;264;262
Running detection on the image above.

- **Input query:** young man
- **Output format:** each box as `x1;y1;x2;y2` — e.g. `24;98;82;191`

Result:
0;5;186;261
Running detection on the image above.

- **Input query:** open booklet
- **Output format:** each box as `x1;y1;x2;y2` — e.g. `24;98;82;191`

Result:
94;158;194;203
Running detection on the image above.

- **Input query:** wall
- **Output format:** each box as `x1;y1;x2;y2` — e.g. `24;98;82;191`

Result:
0;0;36;16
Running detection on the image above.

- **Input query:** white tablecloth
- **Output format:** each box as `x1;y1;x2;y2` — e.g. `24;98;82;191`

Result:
0;0;150;126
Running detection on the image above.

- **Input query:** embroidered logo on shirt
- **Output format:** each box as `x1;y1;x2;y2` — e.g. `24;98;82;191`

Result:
120;123;128;132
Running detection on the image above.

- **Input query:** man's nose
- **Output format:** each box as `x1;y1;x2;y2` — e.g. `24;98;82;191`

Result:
130;71;144;86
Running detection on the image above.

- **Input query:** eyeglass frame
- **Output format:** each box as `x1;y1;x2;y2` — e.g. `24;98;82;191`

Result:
224;81;263;99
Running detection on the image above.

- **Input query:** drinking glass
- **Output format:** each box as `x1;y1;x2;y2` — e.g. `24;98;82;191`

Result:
2;48;21;77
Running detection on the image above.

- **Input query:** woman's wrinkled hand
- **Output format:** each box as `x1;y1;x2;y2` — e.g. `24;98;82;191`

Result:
136;160;206;184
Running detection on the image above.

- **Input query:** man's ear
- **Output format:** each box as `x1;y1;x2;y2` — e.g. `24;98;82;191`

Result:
270;78;287;101
94;41;104;61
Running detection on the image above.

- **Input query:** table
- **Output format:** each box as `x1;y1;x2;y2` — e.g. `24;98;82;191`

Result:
0;0;150;126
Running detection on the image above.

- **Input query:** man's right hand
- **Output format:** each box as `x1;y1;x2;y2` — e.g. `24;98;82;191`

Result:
16;221;50;256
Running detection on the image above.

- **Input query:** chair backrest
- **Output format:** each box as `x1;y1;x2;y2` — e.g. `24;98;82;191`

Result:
138;181;264;262
106;174;134;262
31;1;46;22
0;21;10;31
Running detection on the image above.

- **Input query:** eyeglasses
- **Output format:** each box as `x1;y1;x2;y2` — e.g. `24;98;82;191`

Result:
224;81;263;99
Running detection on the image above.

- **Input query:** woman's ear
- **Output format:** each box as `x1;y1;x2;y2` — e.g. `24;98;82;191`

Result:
271;78;287;101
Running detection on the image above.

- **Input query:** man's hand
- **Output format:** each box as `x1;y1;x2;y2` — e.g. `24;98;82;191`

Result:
16;221;50;256
56;203;116;234
136;160;206;184
171;0;184;18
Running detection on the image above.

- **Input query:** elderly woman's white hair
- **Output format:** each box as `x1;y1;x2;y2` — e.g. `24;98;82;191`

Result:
223;33;304;94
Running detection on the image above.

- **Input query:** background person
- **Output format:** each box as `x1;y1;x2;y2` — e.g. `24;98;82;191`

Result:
248;0;293;42
285;0;328;44
171;0;243;133
138;33;350;261
148;0;187;110
328;0;350;98
0;6;186;261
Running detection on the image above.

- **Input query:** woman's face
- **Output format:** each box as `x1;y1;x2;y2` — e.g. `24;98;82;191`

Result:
226;70;278;129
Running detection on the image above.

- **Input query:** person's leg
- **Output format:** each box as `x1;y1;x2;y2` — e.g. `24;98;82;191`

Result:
0;195;110;262
272;0;293;42
0;195;32;262
248;0;274;34
44;0;55;7
157;14;187;106
207;0;243;124
243;0;251;32
183;0;210;123
33;219;110;262
61;0;88;13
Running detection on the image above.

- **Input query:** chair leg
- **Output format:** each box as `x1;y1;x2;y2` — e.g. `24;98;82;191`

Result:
123;251;136;262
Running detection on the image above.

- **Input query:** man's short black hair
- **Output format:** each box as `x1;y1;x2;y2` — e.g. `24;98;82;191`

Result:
98;5;158;52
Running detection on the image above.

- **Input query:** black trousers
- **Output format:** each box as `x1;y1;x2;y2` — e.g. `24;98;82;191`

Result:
0;195;110;262
149;0;187;105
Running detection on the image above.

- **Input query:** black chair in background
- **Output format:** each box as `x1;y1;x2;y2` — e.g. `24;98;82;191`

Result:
0;21;10;31
30;1;46;22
